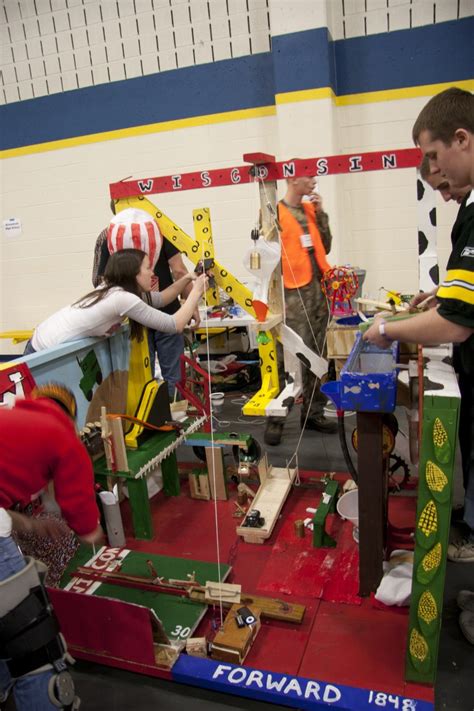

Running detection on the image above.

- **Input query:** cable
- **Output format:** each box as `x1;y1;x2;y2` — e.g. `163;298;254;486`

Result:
338;412;359;484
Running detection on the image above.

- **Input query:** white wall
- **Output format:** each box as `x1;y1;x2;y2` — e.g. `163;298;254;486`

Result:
0;113;279;351
1;93;455;354
0;0;471;355
336;96;455;298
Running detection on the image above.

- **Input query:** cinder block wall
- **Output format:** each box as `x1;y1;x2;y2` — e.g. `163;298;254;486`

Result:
0;0;472;354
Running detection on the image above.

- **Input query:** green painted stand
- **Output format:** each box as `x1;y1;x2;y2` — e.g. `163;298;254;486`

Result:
312;479;339;548
94;431;180;540
405;388;460;684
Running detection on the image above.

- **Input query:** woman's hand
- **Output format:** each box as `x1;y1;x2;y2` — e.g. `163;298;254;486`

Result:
192;274;209;297
192;307;201;327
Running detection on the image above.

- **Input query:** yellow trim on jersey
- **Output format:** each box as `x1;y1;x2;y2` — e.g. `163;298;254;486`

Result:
437;285;474;305
444;269;474;286
438;268;474;305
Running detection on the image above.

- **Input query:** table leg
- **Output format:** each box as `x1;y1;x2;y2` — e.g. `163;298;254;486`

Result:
127;477;153;540
162;451;180;496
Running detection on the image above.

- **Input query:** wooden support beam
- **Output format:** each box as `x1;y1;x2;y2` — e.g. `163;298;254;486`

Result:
357;412;385;596
205;446;228;501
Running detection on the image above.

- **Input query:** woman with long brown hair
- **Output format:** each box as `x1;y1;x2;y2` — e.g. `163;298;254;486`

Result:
26;249;207;353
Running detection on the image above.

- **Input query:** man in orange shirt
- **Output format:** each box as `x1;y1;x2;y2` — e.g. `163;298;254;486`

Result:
265;174;337;445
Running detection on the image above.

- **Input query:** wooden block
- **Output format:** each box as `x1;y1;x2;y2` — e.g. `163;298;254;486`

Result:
237;482;256;499
326;320;358;359
109;416;128;472
186;637;207;658
204;581;241;604
154;644;180;669
210;604;261;664
205;446;228;501
258;452;269;485
170;399;188;416
100;406;114;471
189;472;210;500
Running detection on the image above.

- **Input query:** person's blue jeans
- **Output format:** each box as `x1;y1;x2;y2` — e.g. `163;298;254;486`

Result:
0;536;57;710
149;330;184;398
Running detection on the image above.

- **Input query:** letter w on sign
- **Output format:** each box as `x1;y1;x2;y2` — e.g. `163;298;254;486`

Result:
138;180;153;192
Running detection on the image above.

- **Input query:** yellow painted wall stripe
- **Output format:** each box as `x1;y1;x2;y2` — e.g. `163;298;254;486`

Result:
275;87;335;104
2;78;473;159
0;105;276;159
334;79;474;106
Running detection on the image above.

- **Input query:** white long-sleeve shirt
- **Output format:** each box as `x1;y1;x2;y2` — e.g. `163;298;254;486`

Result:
31;287;177;351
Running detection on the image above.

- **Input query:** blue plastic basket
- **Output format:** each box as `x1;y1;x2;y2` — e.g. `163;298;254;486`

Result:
322;333;398;413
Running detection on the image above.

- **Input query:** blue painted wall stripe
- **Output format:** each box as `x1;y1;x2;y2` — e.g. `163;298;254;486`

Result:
0;18;472;151
271;27;334;94
334;17;474;96
0;53;275;150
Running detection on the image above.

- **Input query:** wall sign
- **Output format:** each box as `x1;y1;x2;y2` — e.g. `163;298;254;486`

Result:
110;148;422;199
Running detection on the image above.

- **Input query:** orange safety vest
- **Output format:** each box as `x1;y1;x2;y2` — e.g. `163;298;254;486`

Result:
278;202;331;289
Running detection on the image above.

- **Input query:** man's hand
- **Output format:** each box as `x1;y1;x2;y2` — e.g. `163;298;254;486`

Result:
409;289;437;312
309;191;323;210
363;314;393;349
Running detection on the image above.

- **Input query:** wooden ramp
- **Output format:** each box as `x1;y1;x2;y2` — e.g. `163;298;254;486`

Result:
236;462;297;544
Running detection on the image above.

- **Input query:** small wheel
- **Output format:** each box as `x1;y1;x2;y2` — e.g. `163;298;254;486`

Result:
192;445;206;462
388;454;410;492
232;437;262;466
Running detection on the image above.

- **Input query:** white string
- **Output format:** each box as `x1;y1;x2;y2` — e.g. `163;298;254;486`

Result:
201;240;225;629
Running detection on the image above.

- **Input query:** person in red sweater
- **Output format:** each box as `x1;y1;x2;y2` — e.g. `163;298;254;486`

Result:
0;395;102;710
0;397;101;541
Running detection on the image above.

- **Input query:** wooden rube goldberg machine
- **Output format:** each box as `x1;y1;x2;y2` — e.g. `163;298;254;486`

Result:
4;145;456;708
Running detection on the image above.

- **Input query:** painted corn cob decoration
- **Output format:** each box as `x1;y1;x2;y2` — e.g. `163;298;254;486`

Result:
417;542;442;585
409;628;430;672
432;417;451;464
417;499;438;548
426;461;449;503
418;591;438;637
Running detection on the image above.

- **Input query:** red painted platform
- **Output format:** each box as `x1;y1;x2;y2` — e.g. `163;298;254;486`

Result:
118;469;433;705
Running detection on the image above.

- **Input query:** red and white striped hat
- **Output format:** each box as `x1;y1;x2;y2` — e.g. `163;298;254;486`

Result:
107;208;162;269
